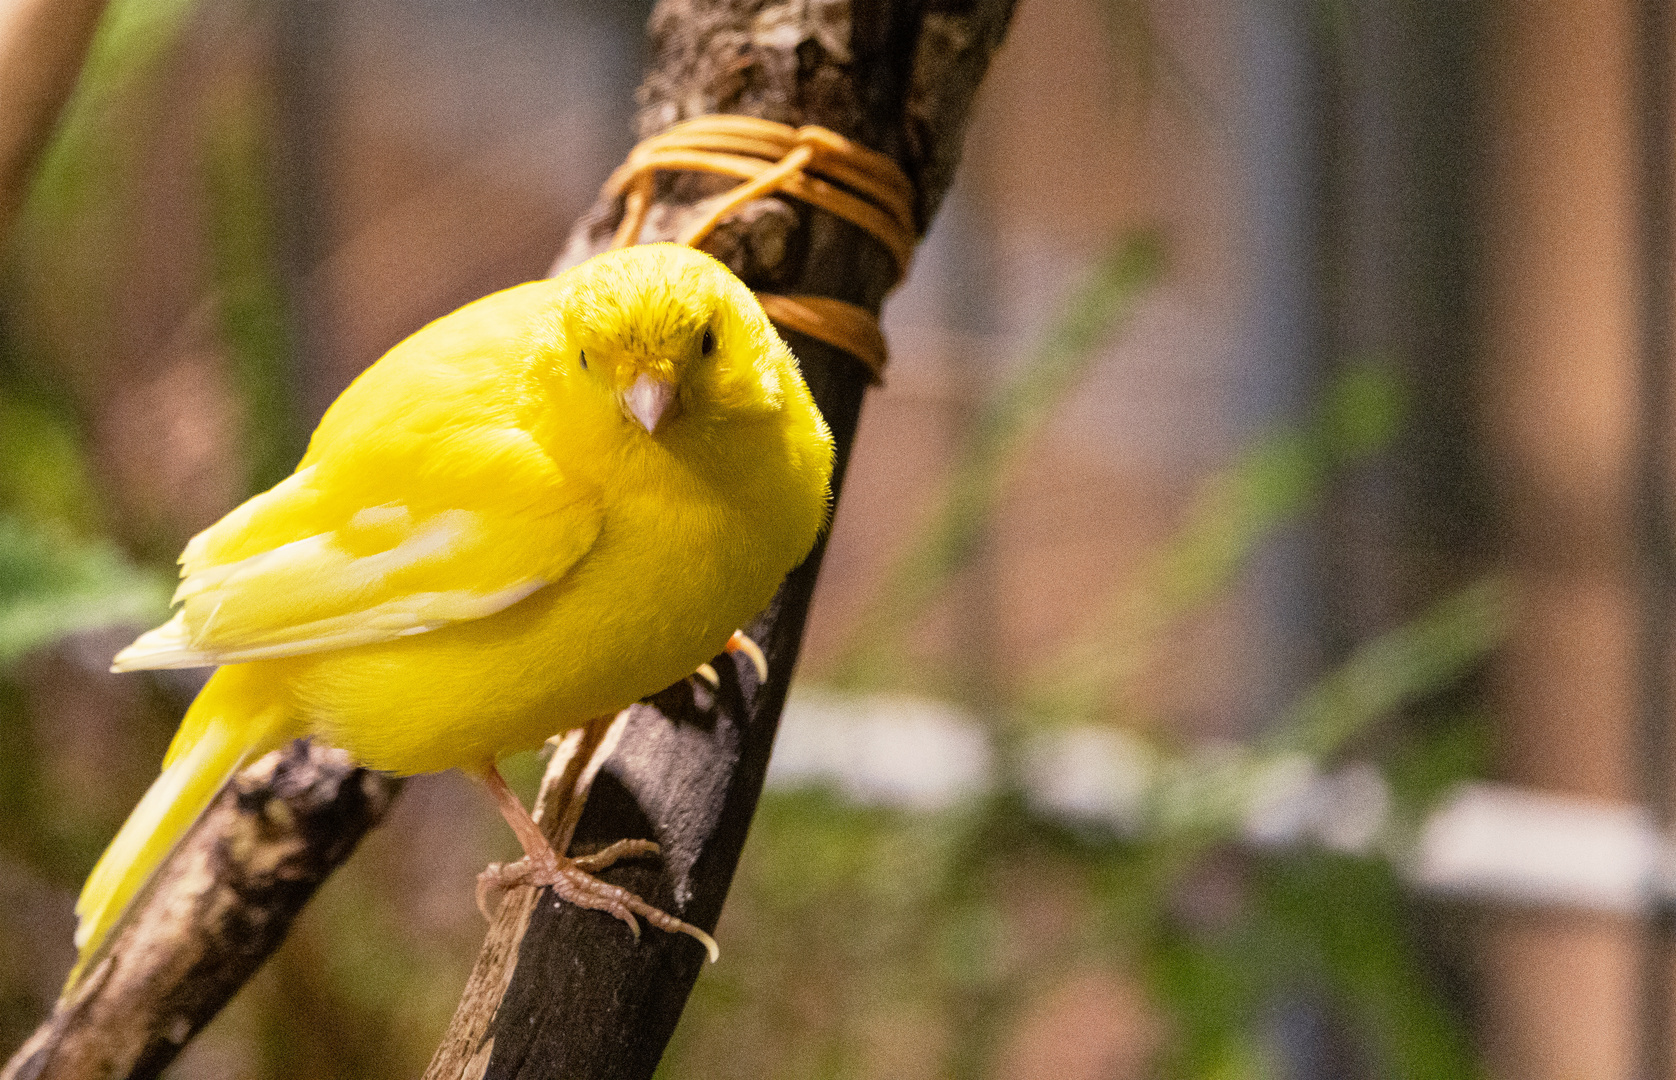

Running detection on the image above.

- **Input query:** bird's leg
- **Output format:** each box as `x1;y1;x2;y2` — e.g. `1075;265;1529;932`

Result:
473;758;719;961
694;629;769;688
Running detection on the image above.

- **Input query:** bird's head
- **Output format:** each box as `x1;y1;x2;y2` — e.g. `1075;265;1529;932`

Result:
551;244;790;445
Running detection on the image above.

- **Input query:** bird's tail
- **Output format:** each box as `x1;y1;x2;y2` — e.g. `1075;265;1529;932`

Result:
65;664;294;992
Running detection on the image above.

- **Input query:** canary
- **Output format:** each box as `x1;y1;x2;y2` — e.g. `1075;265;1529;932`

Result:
68;243;835;988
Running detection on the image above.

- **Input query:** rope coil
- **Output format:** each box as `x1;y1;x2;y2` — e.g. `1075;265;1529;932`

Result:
602;115;916;383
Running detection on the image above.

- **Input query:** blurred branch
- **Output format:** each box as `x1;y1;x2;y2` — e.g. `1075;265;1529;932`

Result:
0;0;109;246
1;742;400;1080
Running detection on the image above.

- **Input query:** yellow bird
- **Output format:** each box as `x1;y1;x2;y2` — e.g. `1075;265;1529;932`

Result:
68;243;835;988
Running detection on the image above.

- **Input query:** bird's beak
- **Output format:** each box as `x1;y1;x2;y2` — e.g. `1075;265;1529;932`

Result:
624;371;678;434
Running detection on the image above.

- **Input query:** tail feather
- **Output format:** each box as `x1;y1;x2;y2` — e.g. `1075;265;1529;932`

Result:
66;666;293;992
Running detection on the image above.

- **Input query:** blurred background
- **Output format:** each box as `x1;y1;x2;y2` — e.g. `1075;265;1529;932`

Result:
0;0;1669;1076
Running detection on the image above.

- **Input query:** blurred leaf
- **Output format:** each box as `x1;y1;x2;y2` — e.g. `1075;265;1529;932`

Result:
1095;0;1214;133
1141;850;1480;1080
19;0;200;230
0;512;170;664
1255;854;1482;1080
829;231;1166;691
1382;713;1492;835
1024;364;1408;726
1148;923;1274;1080
201;59;305;494
0;388;101;530
1265;577;1507;759
7;0;201;406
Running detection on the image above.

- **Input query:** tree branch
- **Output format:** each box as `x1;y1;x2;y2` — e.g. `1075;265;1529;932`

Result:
2;0;1015;1076
428;1;1016;1077
2;744;400;1080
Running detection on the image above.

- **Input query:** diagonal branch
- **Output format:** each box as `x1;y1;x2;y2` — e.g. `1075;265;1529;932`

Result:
2;1;1016;1077
426;2;1017;1076
2;743;401;1080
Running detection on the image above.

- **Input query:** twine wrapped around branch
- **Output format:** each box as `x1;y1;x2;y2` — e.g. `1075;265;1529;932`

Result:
603;115;917;382
4;0;1017;1074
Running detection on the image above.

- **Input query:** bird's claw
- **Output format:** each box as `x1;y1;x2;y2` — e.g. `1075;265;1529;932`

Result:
693;632;765;686
726;630;768;682
475;860;522;920
473;841;718;962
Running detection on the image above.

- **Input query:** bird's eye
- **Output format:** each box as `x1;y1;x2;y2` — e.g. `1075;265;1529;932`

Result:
700;327;716;356
579;350;588;371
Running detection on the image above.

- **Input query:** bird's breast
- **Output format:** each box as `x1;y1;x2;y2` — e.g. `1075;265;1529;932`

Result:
288;437;813;776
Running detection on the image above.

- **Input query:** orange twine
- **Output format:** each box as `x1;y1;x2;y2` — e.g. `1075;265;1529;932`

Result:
601;115;917;383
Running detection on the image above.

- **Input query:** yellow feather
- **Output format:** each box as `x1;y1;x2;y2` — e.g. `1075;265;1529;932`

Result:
69;244;834;989
69;665;294;986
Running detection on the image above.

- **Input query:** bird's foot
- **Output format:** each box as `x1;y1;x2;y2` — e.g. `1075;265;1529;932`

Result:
692;629;769;688
475;840;719;962
475;837;656;919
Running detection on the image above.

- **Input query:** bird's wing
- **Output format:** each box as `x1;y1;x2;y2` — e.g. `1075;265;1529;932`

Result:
112;426;600;671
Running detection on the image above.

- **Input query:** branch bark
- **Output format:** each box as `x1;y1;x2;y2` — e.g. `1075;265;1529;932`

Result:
2;0;1015;1076
2;744;400;1080
428;2;1016;1077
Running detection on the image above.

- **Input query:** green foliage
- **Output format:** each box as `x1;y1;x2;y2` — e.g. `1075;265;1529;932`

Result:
829;233;1166;692
1027;364;1409;729
0;0;295;668
666;696;1492;1078
659;790;967;1080
0;0;184;659
711;227;1503;1079
0;388;101;532
1256;855;1478;1080
0;513;170;667
1268;579;1505;759
19;0;199;234
1138;850;1481;1080
6;0;202;420
201;62;307;494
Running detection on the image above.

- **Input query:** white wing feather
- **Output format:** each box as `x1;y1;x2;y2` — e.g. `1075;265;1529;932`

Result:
112;438;601;671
